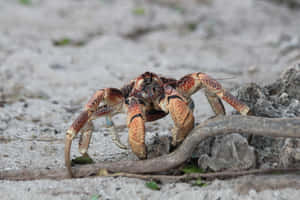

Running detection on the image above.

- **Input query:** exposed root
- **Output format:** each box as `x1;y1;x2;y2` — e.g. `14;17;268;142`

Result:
0;116;299;181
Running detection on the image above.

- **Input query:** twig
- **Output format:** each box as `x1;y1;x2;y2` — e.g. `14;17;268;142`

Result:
14;136;63;142
105;168;300;182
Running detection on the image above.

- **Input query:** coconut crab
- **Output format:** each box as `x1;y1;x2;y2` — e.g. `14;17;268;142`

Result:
65;72;250;177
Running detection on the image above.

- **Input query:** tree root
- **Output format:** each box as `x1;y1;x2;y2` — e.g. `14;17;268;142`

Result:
1;115;299;181
103;168;300;183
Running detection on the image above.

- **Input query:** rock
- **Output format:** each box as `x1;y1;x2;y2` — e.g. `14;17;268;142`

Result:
279;138;300;168
235;63;300;168
0;109;11;132
236;63;300;117
198;134;256;171
267;0;300;9
147;134;172;159
278;63;300;101
194;63;300;171
192;137;214;159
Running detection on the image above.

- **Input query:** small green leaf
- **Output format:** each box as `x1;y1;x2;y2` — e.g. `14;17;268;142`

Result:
19;0;32;5
187;23;197;31
90;194;100;200
132;8;145;15
192;178;208;187
181;165;204;174
71;156;94;165
53;38;71;46
145;181;160;190
172;6;185;14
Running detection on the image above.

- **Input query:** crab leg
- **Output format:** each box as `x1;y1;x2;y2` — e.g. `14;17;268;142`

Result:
177;73;250;115
126;97;147;159
65;88;124;177
105;114;128;149
204;89;226;116
65;110;89;177
91;102;128;149
78;121;94;156
159;85;194;146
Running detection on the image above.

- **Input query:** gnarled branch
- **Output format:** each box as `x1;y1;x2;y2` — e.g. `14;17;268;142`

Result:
1;115;299;181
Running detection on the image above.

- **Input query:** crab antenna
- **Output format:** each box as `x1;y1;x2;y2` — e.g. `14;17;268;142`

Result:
214;76;236;81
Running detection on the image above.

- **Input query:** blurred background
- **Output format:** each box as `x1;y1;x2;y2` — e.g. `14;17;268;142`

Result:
1;0;300;199
1;0;300;104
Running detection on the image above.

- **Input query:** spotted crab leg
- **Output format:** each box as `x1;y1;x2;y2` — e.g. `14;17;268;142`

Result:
78;121;94;156
65;88;125;177
126;97;148;159
65;110;89;177
176;73;250;115
159;85;195;146
204;89;226;116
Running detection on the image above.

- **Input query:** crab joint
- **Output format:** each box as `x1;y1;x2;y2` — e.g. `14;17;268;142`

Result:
66;128;76;139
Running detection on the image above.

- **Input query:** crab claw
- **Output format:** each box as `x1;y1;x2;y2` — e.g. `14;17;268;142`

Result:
159;85;194;146
65;110;89;178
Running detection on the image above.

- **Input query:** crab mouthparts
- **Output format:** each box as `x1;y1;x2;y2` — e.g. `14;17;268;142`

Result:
141;86;158;101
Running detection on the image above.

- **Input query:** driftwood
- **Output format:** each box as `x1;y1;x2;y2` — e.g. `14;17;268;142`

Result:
0;115;299;181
